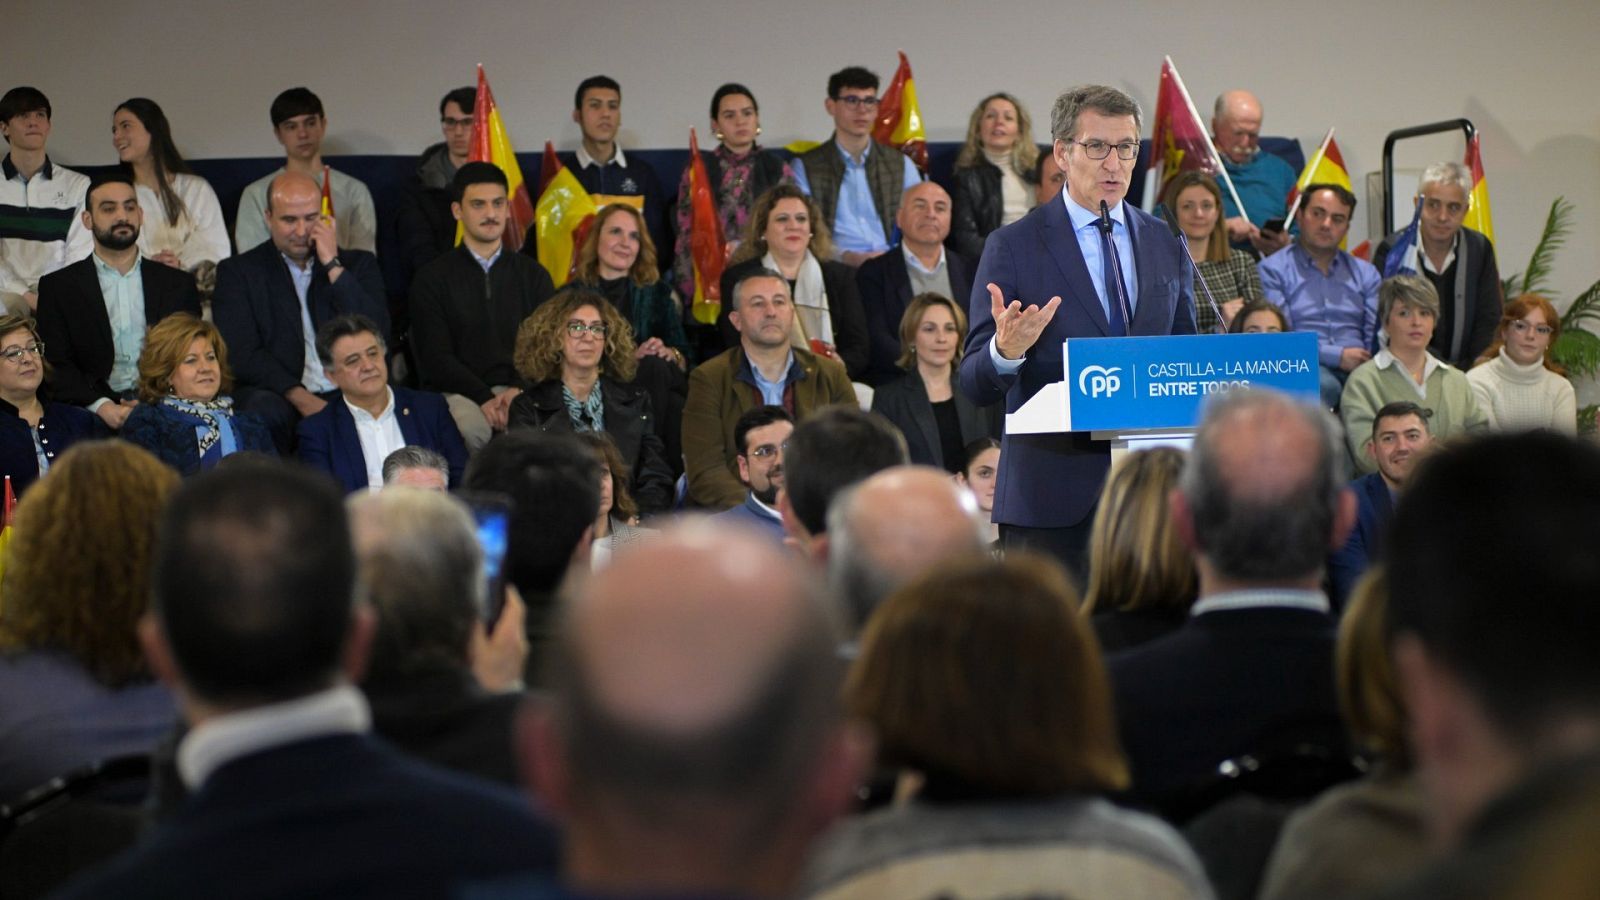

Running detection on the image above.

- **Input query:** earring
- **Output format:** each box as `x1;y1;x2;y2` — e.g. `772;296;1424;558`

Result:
756;126;763;136
715;131;725;141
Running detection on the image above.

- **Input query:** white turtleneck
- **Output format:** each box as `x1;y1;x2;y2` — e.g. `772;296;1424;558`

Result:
1465;348;1577;434
984;149;1032;226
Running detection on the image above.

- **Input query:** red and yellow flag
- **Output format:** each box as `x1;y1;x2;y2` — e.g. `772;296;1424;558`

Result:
463;65;536;253
1286;130;1353;249
0;476;14;588
873;51;927;172
685;128;726;325
1143;56;1220;209
319;165;334;218
1463;133;1494;244
534;142;597;288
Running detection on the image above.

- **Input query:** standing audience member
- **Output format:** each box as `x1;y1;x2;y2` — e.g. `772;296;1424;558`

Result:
870;292;998;471
954;436;1001;548
233;87;377;254
1328;401;1430;610
708;404;793;542
1466;293;1576;433
0;313;100;495
381;445;450;491
779;405;909;563
0;86;91;314
1164;171;1263;333
394;86;476;293
949;92;1039;260
803;555;1213;900
1209;90;1294;256
0;442;179;802
111;98;230;273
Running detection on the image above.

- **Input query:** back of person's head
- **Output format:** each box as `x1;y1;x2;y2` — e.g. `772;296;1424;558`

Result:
451;160;508;204
382;445;449;488
0;86;50;124
348;489;483;683
269;87;323;128
1179;389;1346;583
0;443;180;687
1338;567;1410;767
152;458;354;706
783;407;907;538
826;67;878;98
463;432;602;599
849;553;1128;795
1083;446;1197;615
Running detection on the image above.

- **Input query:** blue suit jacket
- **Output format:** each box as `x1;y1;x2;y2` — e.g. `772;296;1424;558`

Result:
296;386;468;493
959;197;1195;528
1327;471;1393;611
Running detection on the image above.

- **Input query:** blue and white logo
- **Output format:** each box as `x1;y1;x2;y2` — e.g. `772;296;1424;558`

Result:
1078;365;1123;399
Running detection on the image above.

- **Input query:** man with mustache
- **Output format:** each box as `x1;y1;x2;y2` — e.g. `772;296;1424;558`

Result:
36;171;200;429
1211;89;1296;256
710;404;793;542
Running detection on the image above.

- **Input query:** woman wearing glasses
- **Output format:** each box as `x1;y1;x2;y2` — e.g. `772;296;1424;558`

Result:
507;291;674;514
0;314;101;496
1466;294;1577;433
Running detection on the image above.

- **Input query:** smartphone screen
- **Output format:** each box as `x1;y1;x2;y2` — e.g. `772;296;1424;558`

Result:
1262;217;1286;235
457;491;513;627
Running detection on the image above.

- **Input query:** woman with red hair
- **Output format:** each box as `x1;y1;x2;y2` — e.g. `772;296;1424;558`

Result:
1467;294;1576;434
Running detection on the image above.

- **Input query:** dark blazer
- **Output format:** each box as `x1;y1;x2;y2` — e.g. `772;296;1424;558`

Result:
364;668;522;788
0;398;102;496
1373;226;1501;370
296;386;468;493
120;402;277;476
36;256;201;407
211;241;388;398
959;198;1196;529
855;245;978;386
54;734;558;900
1327;472;1393;612
718;255;871;381
870;370;1000;470
506;377;675;514
949;161;1004;261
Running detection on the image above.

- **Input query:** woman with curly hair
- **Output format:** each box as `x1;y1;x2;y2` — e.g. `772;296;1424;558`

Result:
506;291;673;514
949;92;1040;260
566;202;691;368
0;441;181;800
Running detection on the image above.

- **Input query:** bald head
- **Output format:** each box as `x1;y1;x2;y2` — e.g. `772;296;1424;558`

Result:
895;180;952;253
264;171;324;262
1211;90;1264;165
828;466;990;631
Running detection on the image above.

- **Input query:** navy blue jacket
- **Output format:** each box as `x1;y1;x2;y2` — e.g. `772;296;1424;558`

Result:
0;399;102;496
296;386;468;493
855;245;977;386
120;403;276;476
1327;472;1394;611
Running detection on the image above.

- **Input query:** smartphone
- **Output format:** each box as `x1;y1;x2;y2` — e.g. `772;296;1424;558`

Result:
1261;218;1286;236
457;491;513;627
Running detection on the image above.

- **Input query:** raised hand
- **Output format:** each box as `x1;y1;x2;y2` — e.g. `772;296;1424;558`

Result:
989;282;1062;360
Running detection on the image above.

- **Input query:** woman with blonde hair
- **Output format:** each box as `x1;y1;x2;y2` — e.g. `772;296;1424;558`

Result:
949;93;1040;259
1466;293;1577;433
870;293;999;472
566;202;691;368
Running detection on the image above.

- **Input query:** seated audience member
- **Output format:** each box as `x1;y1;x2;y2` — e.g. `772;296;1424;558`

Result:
461;432;602;686
1165;171;1264;333
780;405;908;562
825;466;989;637
518;521;869;900
349;488;527;787
1467;293;1576;433
506;290;672;514
53;460;556;900
411;162;555;451
709;405;793;541
0;86;91;314
0;313;100;495
1258;568;1429;900
37;171;201;430
1228;299;1288;334
1083;447;1198;653
955;436;1001;547
1373;161;1502;370
573;430;654;568
1109;389;1352;815
297;314;467;493
856;182;977;385
212;170;387;453
382;445;449;491
672;83;795;302
792;66;922;267
0;441;178;802
565;202;690;367
802;555;1212;900
233;87;376;254
721;185;869;379
111;99;229;273
683;269;855;510
122;314;275;475
1328;401;1430;610
395;86;475;293
1259;183;1380;409
1026;143;1067;206
1210;90;1295;256
1340;275;1487;474
949;92;1039;261
870;292;998;471
1374;433;1600;899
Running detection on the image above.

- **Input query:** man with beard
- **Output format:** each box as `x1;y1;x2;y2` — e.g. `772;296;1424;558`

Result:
710;405;793;541
36;171;200;429
1327;400;1431;609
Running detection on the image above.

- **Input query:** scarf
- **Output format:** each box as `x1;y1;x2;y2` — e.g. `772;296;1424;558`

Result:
762;249;831;350
161;394;236;468
562;382;606;433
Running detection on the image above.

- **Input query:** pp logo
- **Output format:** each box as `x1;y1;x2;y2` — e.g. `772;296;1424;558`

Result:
1078;365;1123;399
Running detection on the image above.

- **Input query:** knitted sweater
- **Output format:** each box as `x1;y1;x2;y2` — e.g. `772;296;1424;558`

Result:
1466;349;1577;435
1341;349;1488;474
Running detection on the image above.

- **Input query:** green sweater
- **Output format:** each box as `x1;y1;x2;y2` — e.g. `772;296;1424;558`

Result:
1340;350;1488;474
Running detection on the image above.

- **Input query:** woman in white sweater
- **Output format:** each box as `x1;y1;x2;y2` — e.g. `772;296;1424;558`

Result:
1466;294;1577;434
112;98;231;272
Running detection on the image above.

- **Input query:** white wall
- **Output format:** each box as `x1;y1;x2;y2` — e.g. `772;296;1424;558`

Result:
10;0;1599;306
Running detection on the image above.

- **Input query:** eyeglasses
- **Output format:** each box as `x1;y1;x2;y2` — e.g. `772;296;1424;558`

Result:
566;322;608;336
1509;320;1554;337
1069;139;1140;161
440;116;475;131
747;441;789;460
832;95;880;109
0;342;44;364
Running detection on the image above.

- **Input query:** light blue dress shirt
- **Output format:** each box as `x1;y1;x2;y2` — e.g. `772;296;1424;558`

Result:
793;141;921;255
749;350;796;406
282;254;335;393
1258;243;1381;369
91;252;146;393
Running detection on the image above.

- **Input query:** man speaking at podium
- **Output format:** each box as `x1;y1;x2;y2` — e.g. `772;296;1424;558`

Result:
960;84;1195;574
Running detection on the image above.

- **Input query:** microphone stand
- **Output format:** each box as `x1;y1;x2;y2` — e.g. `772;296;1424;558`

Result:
1098;201;1136;334
1156;204;1228;334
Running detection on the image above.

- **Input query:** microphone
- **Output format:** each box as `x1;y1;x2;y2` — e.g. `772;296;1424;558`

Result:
1157;203;1228;335
1099;201;1134;333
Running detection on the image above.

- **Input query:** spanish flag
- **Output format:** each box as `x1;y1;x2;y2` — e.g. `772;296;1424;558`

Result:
534;142;597;288
685;128;726;325
464;65;536;254
1286;129;1353;249
1462;133;1494;244
873;51;927;173
0;476;14;590
319;165;334;218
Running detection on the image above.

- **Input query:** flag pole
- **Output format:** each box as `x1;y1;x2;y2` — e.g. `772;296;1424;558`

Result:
1167;58;1250;224
1283;127;1335;225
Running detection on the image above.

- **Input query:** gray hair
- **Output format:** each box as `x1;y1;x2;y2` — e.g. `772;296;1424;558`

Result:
1379;274;1441;324
729;268;786;312
1418;160;1472;196
1051;85;1142;144
381;445;450;485
1179;389;1345;582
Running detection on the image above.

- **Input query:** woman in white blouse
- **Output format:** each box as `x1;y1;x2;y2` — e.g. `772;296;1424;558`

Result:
1467;294;1577;434
112;98;230;272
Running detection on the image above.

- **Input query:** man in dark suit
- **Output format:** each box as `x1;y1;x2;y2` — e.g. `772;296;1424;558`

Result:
1328;400;1431;609
1108;389;1355;814
56;459;555;900
212;171;387;454
960;84;1195;571
36;171;200;429
297;314;466;493
855;180;977;386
